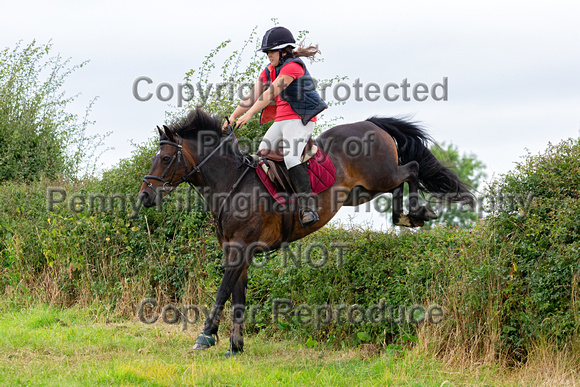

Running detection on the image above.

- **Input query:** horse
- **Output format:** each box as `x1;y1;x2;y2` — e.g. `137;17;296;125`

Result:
138;107;474;356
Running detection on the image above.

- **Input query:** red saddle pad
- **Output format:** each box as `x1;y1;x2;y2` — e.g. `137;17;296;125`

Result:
256;147;336;207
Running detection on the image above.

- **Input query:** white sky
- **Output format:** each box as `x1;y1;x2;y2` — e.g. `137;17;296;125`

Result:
3;0;580;229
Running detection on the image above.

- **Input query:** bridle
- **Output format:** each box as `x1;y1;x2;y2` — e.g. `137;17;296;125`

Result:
142;120;246;193
142;120;256;227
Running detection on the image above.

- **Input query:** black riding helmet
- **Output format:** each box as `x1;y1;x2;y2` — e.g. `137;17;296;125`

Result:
257;26;296;52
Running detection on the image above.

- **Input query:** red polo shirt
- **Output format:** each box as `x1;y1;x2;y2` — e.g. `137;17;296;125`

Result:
259;62;317;122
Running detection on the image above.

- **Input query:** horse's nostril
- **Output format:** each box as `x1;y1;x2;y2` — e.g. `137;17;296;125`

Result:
139;191;150;205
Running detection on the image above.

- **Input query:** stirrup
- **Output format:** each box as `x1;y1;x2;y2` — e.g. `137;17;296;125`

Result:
299;207;319;228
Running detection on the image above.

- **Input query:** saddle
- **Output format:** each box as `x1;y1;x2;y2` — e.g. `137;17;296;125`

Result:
254;139;336;207
256;138;319;194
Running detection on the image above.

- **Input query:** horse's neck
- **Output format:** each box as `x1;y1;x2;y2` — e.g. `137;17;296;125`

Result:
197;154;242;210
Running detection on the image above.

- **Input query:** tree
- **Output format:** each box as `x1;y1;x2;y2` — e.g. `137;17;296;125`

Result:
0;40;104;182
425;142;487;228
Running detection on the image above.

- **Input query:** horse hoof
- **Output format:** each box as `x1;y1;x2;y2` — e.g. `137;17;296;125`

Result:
406;206;437;227
408;218;425;227
394;214;413;227
411;206;438;222
423;206;438;220
193;333;216;350
395;213;426;228
224;349;243;358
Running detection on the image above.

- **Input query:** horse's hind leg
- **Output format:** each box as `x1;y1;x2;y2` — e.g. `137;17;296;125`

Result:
391;184;406;226
390;162;417;227
391;161;437;227
392;183;422;227
408;184;439;227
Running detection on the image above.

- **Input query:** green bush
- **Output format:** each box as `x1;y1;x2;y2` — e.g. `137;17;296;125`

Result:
2;138;578;361
486;139;580;353
0;178;222;310
0;40;105;182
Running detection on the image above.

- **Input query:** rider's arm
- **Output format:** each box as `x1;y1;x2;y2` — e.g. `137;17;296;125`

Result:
223;80;267;129
235;74;294;127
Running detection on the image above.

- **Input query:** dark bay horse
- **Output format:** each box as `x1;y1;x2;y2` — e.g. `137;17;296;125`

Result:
138;108;473;356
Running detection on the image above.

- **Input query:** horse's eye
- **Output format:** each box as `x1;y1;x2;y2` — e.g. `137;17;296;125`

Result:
162;156;171;162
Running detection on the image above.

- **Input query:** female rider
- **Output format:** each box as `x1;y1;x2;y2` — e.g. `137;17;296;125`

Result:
224;26;327;227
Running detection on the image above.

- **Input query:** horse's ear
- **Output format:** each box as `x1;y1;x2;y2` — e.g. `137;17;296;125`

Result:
163;125;176;141
157;125;164;138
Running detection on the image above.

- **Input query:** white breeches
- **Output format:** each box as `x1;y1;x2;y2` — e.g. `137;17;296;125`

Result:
258;119;315;169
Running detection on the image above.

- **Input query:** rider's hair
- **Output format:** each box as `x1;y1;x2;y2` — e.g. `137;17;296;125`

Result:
281;41;321;63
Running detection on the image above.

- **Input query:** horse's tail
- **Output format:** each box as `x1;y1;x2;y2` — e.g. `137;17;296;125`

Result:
367;116;474;204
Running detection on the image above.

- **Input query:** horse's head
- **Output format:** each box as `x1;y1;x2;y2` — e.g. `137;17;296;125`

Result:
138;126;192;207
138;108;223;207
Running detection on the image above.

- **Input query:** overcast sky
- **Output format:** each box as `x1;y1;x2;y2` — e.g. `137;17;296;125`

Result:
3;0;579;229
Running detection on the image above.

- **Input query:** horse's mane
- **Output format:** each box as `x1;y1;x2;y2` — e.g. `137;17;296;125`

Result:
169;108;222;139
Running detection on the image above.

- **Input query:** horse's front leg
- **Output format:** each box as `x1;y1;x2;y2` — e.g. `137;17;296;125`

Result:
225;267;248;357
193;241;248;351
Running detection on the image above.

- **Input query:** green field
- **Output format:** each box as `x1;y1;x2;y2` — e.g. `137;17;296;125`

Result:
2;304;578;386
0;305;483;386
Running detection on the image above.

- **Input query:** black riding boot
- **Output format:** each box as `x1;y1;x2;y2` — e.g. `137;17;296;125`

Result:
288;163;319;227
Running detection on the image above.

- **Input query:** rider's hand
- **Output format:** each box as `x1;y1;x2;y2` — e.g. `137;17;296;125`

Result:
222;120;231;134
235;113;252;128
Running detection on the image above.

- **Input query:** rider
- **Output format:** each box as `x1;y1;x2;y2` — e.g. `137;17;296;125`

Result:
224;26;327;227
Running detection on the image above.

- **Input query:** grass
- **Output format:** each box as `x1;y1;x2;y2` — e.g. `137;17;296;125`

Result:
0;304;577;386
